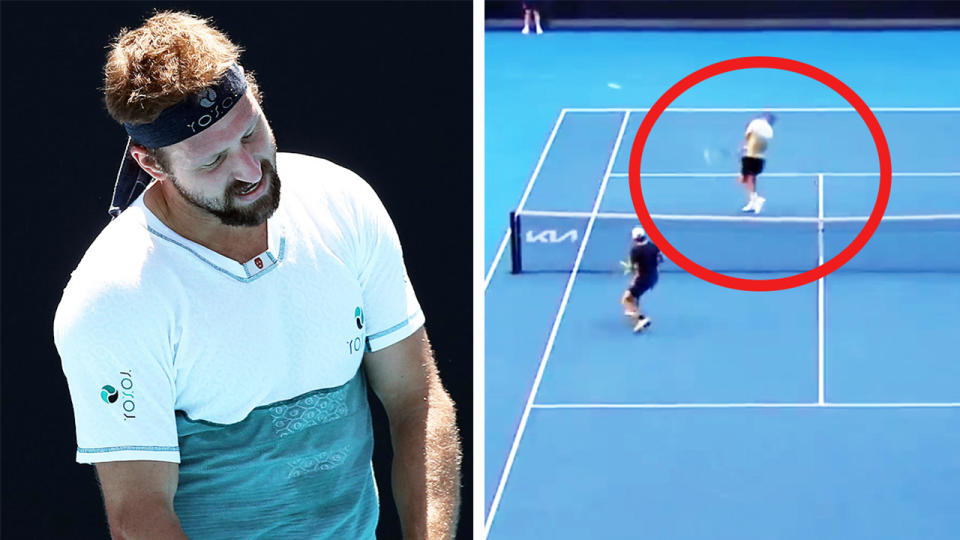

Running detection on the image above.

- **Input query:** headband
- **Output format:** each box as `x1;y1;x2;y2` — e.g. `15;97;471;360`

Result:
123;64;247;148
109;64;248;217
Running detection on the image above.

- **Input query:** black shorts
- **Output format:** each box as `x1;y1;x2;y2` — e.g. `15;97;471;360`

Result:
741;157;765;176
628;274;658;298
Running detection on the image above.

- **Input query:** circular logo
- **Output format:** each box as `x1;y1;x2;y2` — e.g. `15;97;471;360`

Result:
101;385;119;404
355;307;364;330
198;88;218;108
628;56;891;292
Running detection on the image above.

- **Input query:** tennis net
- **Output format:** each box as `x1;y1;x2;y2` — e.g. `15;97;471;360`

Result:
510;210;960;273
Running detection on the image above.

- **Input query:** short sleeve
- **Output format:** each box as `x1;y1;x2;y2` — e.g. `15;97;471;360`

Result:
54;282;181;464
746;119;773;139
352;182;425;352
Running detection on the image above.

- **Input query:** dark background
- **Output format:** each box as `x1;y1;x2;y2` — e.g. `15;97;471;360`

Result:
1;2;472;538
487;0;960;24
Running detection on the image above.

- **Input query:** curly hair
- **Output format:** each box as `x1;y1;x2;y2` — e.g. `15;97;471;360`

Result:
104;10;261;127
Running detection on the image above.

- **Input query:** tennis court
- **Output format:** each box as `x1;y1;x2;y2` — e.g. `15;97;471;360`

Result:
485;30;960;539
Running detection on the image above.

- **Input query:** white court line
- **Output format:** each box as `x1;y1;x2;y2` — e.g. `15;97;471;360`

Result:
818;173;825;405
563;107;960;113
485;110;568;289
484;111;632;538
609;172;960;178
521;210;820;222
516;210;960;222
532;402;960;409
814;214;960;222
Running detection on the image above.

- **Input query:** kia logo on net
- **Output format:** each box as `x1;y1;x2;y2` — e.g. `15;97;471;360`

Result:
526;229;579;243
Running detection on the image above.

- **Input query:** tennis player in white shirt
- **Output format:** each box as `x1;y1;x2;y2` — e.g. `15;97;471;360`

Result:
739;113;775;213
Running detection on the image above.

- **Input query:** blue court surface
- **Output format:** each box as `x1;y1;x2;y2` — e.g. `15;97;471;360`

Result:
485;31;960;539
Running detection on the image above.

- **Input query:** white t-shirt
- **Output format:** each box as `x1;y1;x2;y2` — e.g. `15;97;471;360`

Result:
744;117;774;158
54;152;424;464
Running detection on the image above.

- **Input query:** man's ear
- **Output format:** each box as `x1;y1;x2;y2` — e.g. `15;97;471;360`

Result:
128;144;168;181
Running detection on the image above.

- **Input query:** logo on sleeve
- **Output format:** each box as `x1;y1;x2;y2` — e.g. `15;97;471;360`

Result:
347;307;365;355
100;385;119;403
100;371;136;420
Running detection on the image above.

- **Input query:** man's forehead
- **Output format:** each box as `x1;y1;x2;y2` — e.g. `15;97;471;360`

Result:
169;91;259;160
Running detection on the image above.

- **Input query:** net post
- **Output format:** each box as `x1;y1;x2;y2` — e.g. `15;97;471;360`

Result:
510;211;522;273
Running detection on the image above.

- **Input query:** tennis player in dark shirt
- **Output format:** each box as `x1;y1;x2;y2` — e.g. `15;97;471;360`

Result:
620;226;663;333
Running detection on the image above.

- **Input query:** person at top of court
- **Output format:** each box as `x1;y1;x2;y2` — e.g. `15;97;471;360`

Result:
521;1;544;34
739;113;775;213
620;226;663;333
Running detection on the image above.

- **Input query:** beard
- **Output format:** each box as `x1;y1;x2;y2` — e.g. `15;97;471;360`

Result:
170;158;282;227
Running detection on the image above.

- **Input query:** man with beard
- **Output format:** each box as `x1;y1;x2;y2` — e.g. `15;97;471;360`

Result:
53;11;460;540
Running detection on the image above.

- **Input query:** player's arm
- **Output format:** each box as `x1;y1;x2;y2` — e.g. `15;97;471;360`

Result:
741;121;758;155
95;460;188;540
364;326;461;540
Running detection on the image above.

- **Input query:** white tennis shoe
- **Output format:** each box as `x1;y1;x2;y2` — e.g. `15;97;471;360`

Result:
752;196;766;214
633;316;651;333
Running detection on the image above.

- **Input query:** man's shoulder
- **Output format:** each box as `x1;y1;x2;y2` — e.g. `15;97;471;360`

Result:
635;241;659;257
277;152;369;194
746;118;773;136
276;152;339;174
55;211;172;339
276;152;382;221
68;210;157;285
